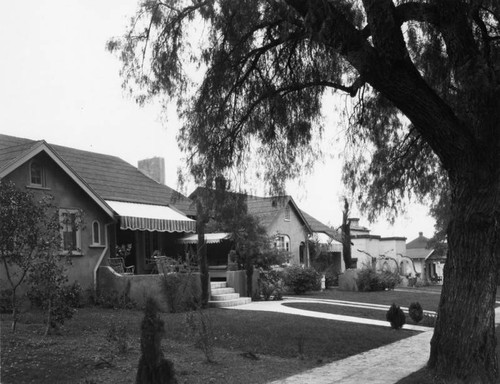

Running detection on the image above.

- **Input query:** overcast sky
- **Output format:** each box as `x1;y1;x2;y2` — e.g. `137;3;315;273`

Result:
0;0;436;241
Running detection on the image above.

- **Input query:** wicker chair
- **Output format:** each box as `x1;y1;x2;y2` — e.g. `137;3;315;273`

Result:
108;257;135;275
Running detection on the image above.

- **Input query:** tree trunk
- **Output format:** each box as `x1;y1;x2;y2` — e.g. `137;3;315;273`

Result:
44;298;52;337
245;259;253;298
429;175;500;382
197;225;209;309
342;198;352;269
11;288;17;332
195;198;210;309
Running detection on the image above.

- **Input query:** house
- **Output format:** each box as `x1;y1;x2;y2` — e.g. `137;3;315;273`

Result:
0;134;196;294
406;232;445;284
349;218;408;273
189;188;313;266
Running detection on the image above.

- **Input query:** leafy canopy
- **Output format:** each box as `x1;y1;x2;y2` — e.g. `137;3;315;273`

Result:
109;0;500;221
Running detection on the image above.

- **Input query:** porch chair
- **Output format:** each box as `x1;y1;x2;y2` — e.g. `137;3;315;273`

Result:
108;257;135;275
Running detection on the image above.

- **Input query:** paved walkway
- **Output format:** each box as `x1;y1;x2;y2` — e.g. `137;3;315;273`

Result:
225;297;500;384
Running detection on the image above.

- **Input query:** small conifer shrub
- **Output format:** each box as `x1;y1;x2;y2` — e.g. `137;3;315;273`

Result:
136;298;177;384
409;302;424;323
386;303;406;330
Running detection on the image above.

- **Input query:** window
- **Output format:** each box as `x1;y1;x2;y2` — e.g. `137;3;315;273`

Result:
60;209;82;252
92;220;100;245
275;234;290;252
29;160;44;187
284;206;291;221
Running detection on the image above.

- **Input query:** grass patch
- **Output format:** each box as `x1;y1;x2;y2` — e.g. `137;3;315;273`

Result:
282;302;434;327
1;306;418;383
295;287;441;312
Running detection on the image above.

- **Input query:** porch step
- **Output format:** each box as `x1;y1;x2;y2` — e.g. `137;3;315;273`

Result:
211;293;240;301
209;297;252;308
209;281;251;308
211;287;236;295
210;281;227;289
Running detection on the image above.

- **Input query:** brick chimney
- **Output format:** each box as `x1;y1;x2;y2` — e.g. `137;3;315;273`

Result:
138;157;165;185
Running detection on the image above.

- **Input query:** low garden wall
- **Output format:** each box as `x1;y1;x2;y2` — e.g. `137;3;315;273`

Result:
97;267;202;312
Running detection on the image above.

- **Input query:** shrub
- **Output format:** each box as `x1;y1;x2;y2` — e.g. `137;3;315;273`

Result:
324;269;339;288
283;266;321;294
356;269;402;291
379;271;401;290
136;298;177;383
27;284;77;333
386;303;406;329
409;302;424;323
61;282;83;308
95;289;136;310
185;308;216;363
161;273;200;313
259;269;285;300
356;268;384;292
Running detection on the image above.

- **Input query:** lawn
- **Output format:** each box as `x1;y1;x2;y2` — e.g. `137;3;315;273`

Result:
282;302;436;327
294;286;442;312
1;304;418;384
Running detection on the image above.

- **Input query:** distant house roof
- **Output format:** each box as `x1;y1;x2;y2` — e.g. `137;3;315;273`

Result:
406;248;434;259
0;134;196;216
189;187;312;233
406;232;430;249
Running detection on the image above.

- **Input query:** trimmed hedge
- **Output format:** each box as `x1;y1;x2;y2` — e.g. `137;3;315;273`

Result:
283;266;321;294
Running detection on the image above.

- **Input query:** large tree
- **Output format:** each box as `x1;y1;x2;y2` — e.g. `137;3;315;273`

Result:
109;1;500;381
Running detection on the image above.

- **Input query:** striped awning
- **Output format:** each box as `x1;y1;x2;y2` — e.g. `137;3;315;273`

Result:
106;200;196;233
178;233;232;244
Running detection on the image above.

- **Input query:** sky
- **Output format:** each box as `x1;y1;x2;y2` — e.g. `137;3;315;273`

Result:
0;0;436;241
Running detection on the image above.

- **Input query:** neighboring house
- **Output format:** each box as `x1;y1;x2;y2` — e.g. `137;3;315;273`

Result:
189;188;313;266
406;232;445;284
349;218;408;273
0;134;196;293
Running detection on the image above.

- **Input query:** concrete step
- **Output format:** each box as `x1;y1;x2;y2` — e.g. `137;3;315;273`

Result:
210;282;227;289
211;287;235;295
209;297;252;308
211;293;241;301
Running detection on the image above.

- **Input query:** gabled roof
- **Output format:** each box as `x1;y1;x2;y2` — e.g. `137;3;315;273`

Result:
189;187;312;233
300;210;341;241
0;134;195;216
406;232;430;249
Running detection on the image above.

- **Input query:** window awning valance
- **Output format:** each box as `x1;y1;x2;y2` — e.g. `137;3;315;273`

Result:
178;233;232;244
106;200;196;233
